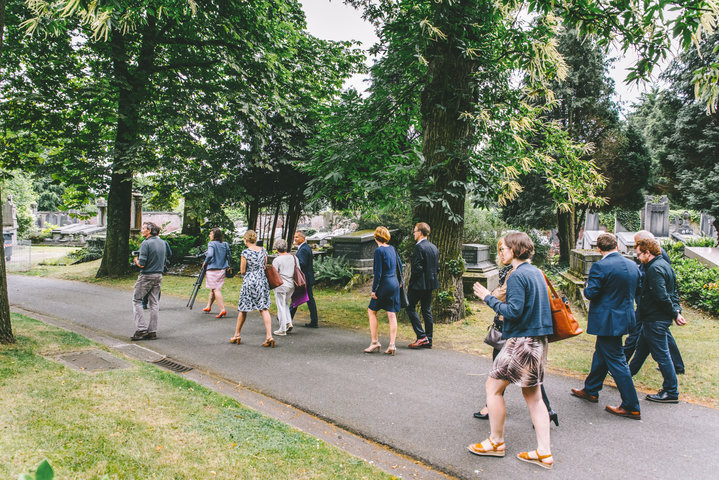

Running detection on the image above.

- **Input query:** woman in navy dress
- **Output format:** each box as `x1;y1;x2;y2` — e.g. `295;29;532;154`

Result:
364;226;403;356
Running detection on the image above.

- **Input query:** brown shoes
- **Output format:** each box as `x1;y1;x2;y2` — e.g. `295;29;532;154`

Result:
605;405;641;420
570;388;598;403
408;337;430;349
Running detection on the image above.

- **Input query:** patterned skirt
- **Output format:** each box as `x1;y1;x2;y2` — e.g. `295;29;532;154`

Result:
489;336;548;387
205;269;226;290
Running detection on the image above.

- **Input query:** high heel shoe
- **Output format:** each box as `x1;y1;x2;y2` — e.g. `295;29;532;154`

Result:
229;335;241;344
384;344;396;356
202;307;212;313
262;338;275;348
548;410;559;427
215;310;227;318
363;342;381;353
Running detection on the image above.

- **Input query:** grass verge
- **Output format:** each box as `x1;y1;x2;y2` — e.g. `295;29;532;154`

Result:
15;253;719;408
0;313;394;480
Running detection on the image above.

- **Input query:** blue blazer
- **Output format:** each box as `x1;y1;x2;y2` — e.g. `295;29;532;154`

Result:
584;252;640;336
295;242;315;286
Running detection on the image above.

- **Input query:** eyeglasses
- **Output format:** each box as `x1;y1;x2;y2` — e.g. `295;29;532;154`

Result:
499;246;511;251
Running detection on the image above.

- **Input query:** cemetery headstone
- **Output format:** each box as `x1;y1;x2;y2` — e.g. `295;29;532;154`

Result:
332;230;379;274
641;195;669;237
584;211;600;231
582;230;604;249
462;244;499;293
700;213;717;239
616;231;636;254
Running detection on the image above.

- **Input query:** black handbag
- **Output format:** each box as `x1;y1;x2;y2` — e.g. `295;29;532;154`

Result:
394;247;409;309
224;244;235;278
484;321;506;350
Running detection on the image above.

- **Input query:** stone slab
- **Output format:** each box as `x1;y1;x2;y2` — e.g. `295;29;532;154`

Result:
685;247;719;269
616;231;636;253
51;349;132;373
581;230;604;249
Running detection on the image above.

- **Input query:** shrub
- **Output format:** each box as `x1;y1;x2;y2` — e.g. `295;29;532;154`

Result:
463;205;509;255
314;255;353;286
663;240;719;315
161;234;204;262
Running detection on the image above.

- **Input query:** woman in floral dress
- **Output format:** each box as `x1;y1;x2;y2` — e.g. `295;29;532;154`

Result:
230;230;274;347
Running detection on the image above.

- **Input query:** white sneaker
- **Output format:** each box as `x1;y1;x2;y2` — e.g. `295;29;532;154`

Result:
273;329;287;336
286;324;293;333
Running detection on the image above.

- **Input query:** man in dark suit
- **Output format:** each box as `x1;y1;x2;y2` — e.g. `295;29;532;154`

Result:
571;233;642;419
623;230;686;374
290;231;319;328
629;238;685;403
407;222;440;349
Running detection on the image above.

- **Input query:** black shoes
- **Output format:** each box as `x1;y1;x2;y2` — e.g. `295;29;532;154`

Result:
304;323;319;328
646;390;679;403
473;410;489;420
131;330;157;341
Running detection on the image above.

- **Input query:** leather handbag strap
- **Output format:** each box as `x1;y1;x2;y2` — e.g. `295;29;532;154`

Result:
542;271;560;300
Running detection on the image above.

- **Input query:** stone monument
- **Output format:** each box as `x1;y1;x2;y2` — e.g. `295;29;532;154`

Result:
700;213;717;239
671;210;702;243
581;230;604;249
461;244;499;293
331;230;379;274
641;195;669;238
616;231;636;254
584;211;600;231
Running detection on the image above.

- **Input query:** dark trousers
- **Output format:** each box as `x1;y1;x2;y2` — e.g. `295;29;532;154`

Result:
584;336;640;412
624;321;684;373
290;282;318;325
407;288;433;342
629;320;678;396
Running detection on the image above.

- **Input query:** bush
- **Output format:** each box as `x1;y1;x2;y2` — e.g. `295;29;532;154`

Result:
161;234;204;262
229;240;247;270
314;256;353;286
27;224;59;244
663;240;719;315
463;204;509;255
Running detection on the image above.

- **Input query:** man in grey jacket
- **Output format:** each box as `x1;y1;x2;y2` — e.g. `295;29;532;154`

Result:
131;222;172;341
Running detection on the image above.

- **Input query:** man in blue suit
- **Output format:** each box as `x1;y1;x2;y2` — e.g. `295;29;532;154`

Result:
571;233;642;419
290;231;319;328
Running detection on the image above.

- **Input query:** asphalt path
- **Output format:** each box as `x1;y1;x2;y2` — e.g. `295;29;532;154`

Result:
8;275;719;479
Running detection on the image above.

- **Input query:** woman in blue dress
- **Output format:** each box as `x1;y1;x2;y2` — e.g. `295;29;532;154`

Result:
364;226;402;356
230;230;274;347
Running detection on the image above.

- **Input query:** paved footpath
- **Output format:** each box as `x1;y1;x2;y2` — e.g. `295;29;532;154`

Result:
8;275;719;479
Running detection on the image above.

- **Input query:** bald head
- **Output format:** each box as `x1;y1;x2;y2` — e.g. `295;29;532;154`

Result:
634;230;655;242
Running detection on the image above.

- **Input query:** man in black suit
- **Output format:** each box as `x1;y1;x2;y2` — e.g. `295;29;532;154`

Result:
407;222;440;349
290;231;319;328
571;233;642;419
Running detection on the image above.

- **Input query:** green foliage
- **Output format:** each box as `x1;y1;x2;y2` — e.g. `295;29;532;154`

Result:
669;209;700;226
526;230;552;267
672;257;719;315
314;256;353;286
663;240;719;315
436;290;454;307
229;241;247;270
161;234;204;263
2;170;38;239
463;204;509;254
446;257;466;276
615;209;641;231
18;459;54;480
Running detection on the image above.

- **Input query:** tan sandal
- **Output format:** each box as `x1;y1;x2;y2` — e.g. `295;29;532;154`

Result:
467;438;505;457
517;449;553;469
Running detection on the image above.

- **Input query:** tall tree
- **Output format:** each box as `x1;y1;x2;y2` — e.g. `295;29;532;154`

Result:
3;0;361;277
0;0;14;344
311;0;719;322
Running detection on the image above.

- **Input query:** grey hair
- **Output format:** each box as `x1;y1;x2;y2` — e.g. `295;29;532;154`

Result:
274;239;288;252
634;230;655;241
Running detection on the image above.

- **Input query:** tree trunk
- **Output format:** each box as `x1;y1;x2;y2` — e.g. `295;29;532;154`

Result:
268;200;281;251
181;198;201;236
96;21;157;277
414;19;476;323
285;194;302;246
557;206;577;263
0;185;15;344
247;198;259;231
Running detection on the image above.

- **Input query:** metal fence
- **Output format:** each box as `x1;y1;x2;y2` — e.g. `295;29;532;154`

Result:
5;240;31;272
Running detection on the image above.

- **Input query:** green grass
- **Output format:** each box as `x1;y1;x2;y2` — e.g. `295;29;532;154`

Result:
16;257;719;408
0;314;394;480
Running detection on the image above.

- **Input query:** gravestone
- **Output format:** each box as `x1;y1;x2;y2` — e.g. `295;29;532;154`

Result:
130;192;143;235
641;195;669;237
569;249;603;278
96;198;107;227
582;230;604;249
331;230;379;274
584;211;600;231
2;195;17;229
462;244;499;294
615;217;629;233
700;213;717;239
671;210;702;243
684;247;719;269
616;232;636;254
